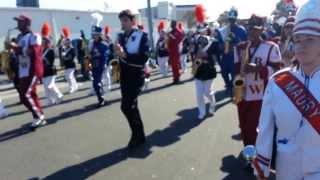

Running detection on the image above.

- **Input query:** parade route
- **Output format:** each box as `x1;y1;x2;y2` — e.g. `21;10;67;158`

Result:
0;70;266;180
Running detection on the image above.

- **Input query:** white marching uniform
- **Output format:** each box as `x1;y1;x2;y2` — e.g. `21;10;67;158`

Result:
254;67;320;180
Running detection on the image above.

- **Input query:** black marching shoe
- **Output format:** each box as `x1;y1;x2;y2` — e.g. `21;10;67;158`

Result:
96;99;106;108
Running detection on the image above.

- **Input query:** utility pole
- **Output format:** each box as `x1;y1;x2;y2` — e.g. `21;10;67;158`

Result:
147;0;155;53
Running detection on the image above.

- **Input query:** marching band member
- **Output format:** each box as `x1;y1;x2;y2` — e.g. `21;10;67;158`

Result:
41;22;63;105
136;24;151;91
0;99;8;119
181;33;189;74
168;20;184;84
193;26;219;119
254;0;320;179
10;15;46;129
219;7;247;94
156;20;169;77
178;22;188;74
115;10;149;149
77;30;90;81
192;5;219;119
61;27;78;94
102;25;114;91
89;26;110;107
234;15;282;147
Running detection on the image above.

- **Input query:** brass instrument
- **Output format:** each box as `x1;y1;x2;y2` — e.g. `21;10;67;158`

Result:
191;35;210;75
191;58;202;75
233;41;251;104
109;58;120;83
83;56;91;72
1;28;16;80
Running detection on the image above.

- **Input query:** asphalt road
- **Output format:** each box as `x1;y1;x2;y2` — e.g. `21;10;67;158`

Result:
0;68;260;180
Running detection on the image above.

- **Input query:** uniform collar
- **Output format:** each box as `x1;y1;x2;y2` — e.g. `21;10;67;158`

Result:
299;65;320;78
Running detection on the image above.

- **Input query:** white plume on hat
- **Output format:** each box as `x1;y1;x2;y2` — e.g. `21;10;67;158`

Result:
294;0;320;36
91;12;103;27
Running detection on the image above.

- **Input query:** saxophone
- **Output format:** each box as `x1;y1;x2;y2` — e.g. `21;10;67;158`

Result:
191;35;210;75
1;28;16;80
109;58;120;83
233;41;251;104
110;43;123;83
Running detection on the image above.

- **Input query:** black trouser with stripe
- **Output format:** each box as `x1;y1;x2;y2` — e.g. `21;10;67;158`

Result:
120;63;145;138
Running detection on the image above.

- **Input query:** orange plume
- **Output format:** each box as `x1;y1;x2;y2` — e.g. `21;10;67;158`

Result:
41;22;51;38
104;25;111;34
62;27;70;38
157;20;165;32
195;4;206;24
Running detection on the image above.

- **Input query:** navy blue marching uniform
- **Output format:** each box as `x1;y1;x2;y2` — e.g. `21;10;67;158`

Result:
90;28;110;106
117;28;149;148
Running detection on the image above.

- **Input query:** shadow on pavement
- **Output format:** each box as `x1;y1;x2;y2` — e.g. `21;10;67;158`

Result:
0;77;196;143
220;153;255;180
43;107;206;179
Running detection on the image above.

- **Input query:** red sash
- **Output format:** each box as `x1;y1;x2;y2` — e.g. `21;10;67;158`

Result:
274;71;320;135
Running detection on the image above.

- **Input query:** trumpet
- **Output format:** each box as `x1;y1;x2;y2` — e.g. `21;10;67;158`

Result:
109;58;120;83
233;41;251;104
1;28;16;80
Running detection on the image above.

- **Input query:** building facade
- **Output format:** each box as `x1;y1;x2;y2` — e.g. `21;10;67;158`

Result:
16;0;40;8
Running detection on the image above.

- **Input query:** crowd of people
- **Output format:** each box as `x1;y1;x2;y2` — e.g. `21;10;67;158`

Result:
0;0;320;179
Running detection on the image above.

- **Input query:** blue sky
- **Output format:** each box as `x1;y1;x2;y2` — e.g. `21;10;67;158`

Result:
0;0;309;19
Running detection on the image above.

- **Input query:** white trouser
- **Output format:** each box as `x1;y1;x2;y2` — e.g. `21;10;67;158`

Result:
0;99;8;118
180;54;188;73
43;75;63;104
195;79;216;117
102;65;112;91
158;56;169;77
276;150;320;180
64;68;78;93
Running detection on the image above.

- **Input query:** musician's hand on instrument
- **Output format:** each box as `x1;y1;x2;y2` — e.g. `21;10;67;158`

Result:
244;63;259;73
114;43;127;58
7;42;18;49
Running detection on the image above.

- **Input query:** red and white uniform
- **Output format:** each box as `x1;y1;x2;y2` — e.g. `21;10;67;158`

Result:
234;40;282;146
255;67;320;179
15;32;44;120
